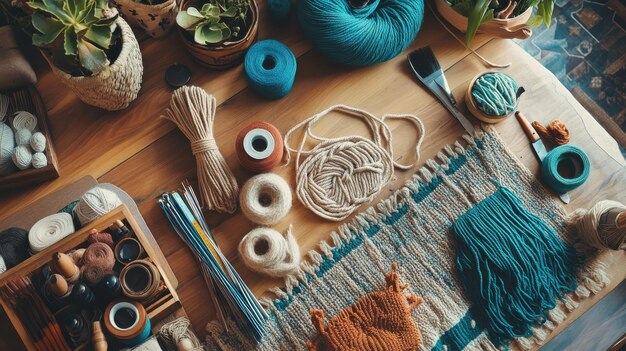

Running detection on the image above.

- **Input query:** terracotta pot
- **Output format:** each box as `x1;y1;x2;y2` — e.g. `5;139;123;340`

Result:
178;0;259;69
44;16;143;111
111;0;178;38
436;0;533;40
466;72;518;123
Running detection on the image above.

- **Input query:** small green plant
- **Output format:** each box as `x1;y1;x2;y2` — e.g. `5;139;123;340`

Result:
448;0;554;45
28;0;120;76
176;0;249;45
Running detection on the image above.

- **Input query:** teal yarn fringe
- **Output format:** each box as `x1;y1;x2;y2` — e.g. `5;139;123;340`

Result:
540;145;591;194
297;0;424;66
471;72;521;116
244;40;297;100
268;0;291;19
453;187;578;346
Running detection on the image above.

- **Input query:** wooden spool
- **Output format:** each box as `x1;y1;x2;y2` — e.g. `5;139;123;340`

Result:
465;72;518;124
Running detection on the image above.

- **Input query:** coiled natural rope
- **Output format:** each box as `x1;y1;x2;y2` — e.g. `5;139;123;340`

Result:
284;105;425;221
238;226;300;277
162;86;239;213
28;213;75;252
532;119;570;146
240;173;292;225
568;200;626;250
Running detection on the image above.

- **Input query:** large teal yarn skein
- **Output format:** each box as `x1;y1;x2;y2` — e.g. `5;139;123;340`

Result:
472;72;520;116
244;40;297;99
540;145;590;194
297;0;424;66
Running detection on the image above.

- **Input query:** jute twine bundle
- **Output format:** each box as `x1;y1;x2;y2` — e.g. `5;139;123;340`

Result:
162;86;239;213
159;317;203;351
46;15;143;111
284;105;425;221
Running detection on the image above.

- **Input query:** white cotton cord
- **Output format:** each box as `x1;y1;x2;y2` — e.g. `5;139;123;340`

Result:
240;173;292;225
29;212;75;252
12;111;37;131
74;186;123;226
238;226;301;277
568;200;626;250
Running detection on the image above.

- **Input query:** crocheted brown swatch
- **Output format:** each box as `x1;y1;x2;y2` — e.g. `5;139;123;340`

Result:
307;263;423;351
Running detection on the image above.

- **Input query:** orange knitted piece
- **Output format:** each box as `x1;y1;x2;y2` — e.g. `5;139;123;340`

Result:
307;263;423;351
531;119;570;146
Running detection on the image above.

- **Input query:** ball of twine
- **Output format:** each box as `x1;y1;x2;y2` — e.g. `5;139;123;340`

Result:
0;227;30;272
240;173;292;225
32;152;48;169
12;145;32;170
158;318;203;351
82;242;115;268
87;230;114;247
74;187;123;226
532;119;570;146
30;132;47;152
0;122;15;175
15;128;32;146
568;200;626;250
12;111;37;131
471;72;520;116
28;213;75;252
238;225;300;277
82;263;114;286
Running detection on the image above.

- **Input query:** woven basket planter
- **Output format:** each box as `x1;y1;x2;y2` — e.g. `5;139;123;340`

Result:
178;0;258;69
46;16;143;111
436;0;533;40
112;0;178;38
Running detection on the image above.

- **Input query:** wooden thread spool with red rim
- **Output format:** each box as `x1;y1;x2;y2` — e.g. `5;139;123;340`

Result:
236;121;284;173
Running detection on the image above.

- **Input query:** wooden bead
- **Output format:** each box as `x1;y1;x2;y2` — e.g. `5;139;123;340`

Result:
92;321;108;351
48;274;69;297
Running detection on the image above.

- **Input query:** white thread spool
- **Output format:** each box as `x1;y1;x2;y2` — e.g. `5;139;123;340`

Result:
32;152;48;169
75;187;123;226
29;212;75;252
240;173;292;225
12;111;37;131
243;129;275;160
0;122;15;174
12;145;32;170
238;226;300;277
30;132;47;152
0;94;8;121
15;128;32;145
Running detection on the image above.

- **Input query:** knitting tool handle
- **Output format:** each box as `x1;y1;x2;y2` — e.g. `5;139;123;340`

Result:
515;111;539;142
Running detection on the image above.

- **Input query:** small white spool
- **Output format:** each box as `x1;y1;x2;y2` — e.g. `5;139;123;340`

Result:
240;173;292;225
12;111;37;131
74;186;123;226
238;226;300;277
29;212;75;252
0;94;8;121
32;152;48;169
0;122;15;174
30;132;47;152
15;128;32;145
109;301;140;331
243;128;275;160
12;145;32;170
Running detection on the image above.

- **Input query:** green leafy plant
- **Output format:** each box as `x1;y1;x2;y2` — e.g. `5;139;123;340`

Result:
176;0;249;45
28;0;120;76
448;0;554;45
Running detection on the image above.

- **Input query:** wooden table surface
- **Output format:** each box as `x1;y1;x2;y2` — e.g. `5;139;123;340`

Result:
1;2;625;349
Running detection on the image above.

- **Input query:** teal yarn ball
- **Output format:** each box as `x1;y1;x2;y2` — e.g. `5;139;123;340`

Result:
297;0;424;66
268;0;291;19
471;72;520;116
244;40;297;100
540;145;590;194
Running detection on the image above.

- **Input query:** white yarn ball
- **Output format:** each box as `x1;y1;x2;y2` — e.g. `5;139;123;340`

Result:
0;255;6;275
74;186;123;226
32;152;48;169
12;145;32;170
0;122;15;175
15;128;32;145
238;226;301;277
30;132;47;152
12;111;37;131
240;173;292;225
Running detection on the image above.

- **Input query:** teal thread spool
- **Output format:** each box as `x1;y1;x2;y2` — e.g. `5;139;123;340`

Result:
467;72;524;123
244;40;297;99
297;0;424;66
540;145;590;194
268;0;291;19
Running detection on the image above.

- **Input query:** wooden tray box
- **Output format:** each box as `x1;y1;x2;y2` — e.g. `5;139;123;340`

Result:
0;205;180;350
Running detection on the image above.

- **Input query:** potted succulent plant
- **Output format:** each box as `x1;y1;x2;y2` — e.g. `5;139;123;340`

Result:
110;0;178;38
176;0;258;69
436;0;552;44
29;0;143;111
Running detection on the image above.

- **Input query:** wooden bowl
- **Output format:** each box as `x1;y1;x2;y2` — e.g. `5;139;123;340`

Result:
178;0;259;69
466;72;517;124
436;0;533;40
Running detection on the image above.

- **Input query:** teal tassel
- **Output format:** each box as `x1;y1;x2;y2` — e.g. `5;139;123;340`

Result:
454;187;578;345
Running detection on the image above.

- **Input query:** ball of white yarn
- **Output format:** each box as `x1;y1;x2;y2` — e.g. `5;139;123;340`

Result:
0;122;15;174
12;111;37;131
238;226;300;277
15;128;32;145
0;255;6;275
240;173;292;225
74;186;123;226
32;152;48;169
12;145;32;170
569;200;626;250
30;132;47;152
29;212;75;252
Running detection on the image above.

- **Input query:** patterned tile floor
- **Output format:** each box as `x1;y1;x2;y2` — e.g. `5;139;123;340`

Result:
514;0;626;157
